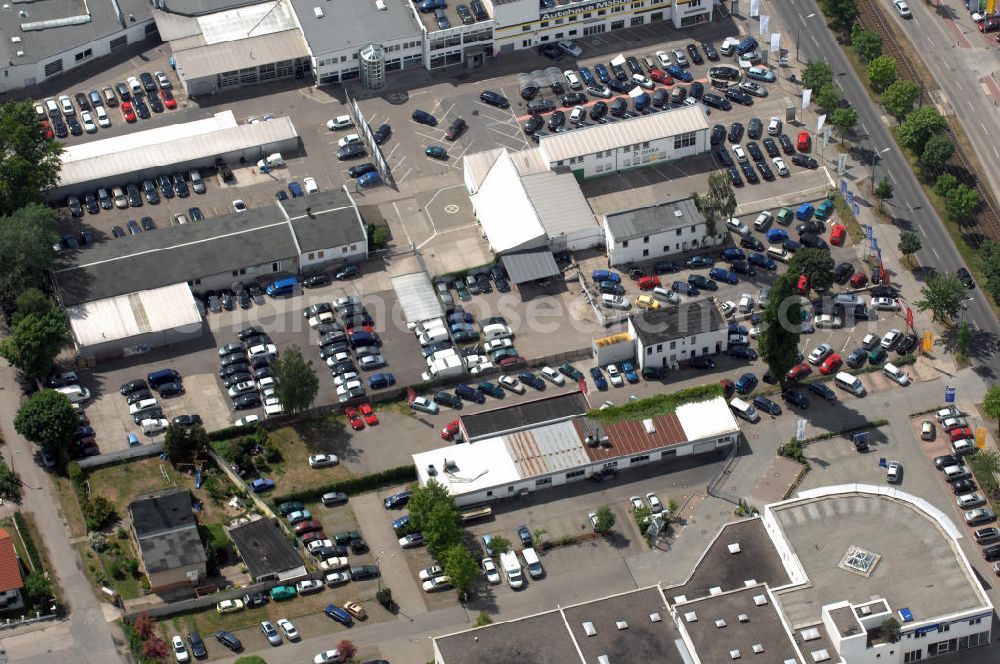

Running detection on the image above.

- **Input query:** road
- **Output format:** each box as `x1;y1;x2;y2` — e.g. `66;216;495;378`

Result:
791;0;1000;374
0;360;124;664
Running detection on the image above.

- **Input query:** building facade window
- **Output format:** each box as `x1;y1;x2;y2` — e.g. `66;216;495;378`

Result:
44;60;63;77
674;131;697;149
629;455;650;463
535;477;552;486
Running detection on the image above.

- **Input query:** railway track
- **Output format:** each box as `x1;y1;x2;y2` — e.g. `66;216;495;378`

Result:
856;0;1000;245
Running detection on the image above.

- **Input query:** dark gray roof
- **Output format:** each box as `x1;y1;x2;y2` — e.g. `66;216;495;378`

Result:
0;0;152;66
436;609;578;664
290;0;421;55
129;489;206;573
604;197;704;241
501;249;560;284
229;518;303;580
137;527;207;573
281;189;367;252
155;0;259;16
461;392;590;441
130;489;196;537
630;300;725;347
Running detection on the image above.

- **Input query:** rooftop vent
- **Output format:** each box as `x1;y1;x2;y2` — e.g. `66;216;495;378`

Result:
10;36;20;43
582;621;596;636
16;50;23;57
684;611;697;623
649;612;662;623
753;595;767;606
599;436;611;448
585;435;597;447
751;644;764;654
715;619;726;628
810;649;830;662
800;628;820;641
426;464;437;476
859;606;871;616
19;9;26;17
597;656;609;664
674;209;683;217
642;418;655;434
729;650;741;660
615;620;628;630
313;6;324;17
744;579;756;587
673;595;687;604
376;0;387;7
709;587;722;595
727;542;741;554
738;614;749;623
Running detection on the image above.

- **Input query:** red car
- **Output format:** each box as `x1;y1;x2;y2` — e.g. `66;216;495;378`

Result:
161;89;176;109
819;354;842;375
797;131;811;152
649;68;673;85
294;519;324;536
300;531;328;546
39;119;53;139
720;378;735;397
786;362;812;382
637;276;662;290
797;274;809;294
440;420;460;440
345;407;364;430
359;403;378;426
950;427;974;442
829;223;846;246
121;100;136;123
347;325;374;335
849;272;868;288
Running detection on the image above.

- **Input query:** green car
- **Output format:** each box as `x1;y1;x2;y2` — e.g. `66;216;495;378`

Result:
453;330;479;343
868;347;888;365
270;585;296;601
814;199;834;221
334;530;362;546
687;274;718;291
277;501;304;516
776;207;793;226
558;363;584;381
477;381;504;398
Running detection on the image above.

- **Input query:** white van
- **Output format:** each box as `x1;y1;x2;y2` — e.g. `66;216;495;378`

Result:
56;385;91;404
482;323;513;341
418;327;449;345
264;403;285;418
141;418;168;435
256;153;284;169
128;398;158;414
522;547;544;579
766;246;789;263
943;464;970;481
601;294;631;310
729;397;760;423
834;372;865;396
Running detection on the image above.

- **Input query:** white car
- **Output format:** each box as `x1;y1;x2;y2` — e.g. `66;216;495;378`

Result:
772;157;789;176
227;381;256;398
304;176;319;194
881;329;902;349
309;311;335;328
80;110;97;133
629;495;645;511
732;145;747;162
485;338;513;352
171;635;190;663
338;134;361;148
296;579;325;594
656;50;672;68
606;364;624;387
753;211;772;230
277;618;299;640
307;538;334;553
719;301;736;317
872;296;900;311
631;74;654;90
140;418;169;435
958;493;986;509
557;39;582;57
886;460;901;484
541;366;565;385
726;217;749;235
333;372;359;386
248;343;277;357
335;381;362;397
671;48;689;67
232;199;247;213
320;556;350;571
767;116;782;135
893;0;911;17
883;362;911;386
155;71;171;88
257;376;276;390
423;575;452;592
588;511;599;530
749;326;761;338
309;453;338;468
315;649;344;664
410;395;439;414
563;70;582;90
235;415;261;426
325;571;350;586
216;598;244;613
59;95;75;115
936;407;962;422
482;557;501;584
498;374;525;394
418;564;444;581
808;343;834;365
327;115;354;130
646;492;662;513
941;417;968;431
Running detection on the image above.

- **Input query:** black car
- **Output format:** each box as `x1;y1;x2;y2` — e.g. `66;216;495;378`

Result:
896;334;918;354
610;98;628;117
714;147;733;167
52;118;68;138
350;564;380;581
957;267;975;289
538;43;564;61
779;134;795;155
233;393;262;410
244;592;269;608
561;92;587;107
783;238;802;252
654;260;679;273
607;78;635;94
746;141;764;162
188;207;205;221
798;220;824;236
725;88;754;105
133;95;150;119
84;193;99;214
372;124;392;145
126;389;153;405
433;392;463;409
457;4;474;23
140;72;157;92
548;110;566;131
137;216;154;231
120;379;149;396
480;90;510;108
728;345;758;360
126;183;142;207
74;92;90;111
219;362;250;379
349;163;377;178
66;115;83;135
934;453;963;469
172;414;203;428
710;124;726;145
752;395;781;416
952;479;976;495
518;371;546;390
741;236;764;251
740;161;758;183
781;389;810;409
411;109;437;126
523;114;544;135
625;56;643;75
220;290;236;310
471;0;488;19
702;93;731;110
846;348;867;368
702;42;720;60
728;122;744;143
222;373;252;389
834;262;854;283
337;143;366;160
808;382;836;402
158;381;184;397
173;173;189;197
800;233;827;249
762;137;779;158
112;225;126;238
690;356;716;369
148;93;164;113
726;166;743;187
156;174;174;198
187;631;207;658
686;43;704;64
589;101;608;120
303;274;330;289
792;154;819;169
747;118;763;139
984;545;1000;562
215;630;242;652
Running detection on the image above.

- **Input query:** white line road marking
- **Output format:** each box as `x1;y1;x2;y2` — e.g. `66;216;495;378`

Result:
395;166;412;183
394;154;407;171
413;130;440;142
981;122;989;134
932;247;940;260
969;100;975;111
994;145;999;159
918;224;926;237
811;35;819;47
385;144;401;159
841;334;853;352
888;171;896;184
955;79;963;90
391;201;413;246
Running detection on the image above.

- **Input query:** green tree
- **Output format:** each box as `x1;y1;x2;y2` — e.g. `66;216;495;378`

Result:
875;177;894;212
823;0;858;32
867;56;897;92
758;272;803;388
0;462;20;502
802;60;833;92
830;107;858;141
408;478;456;530
881;617;901;644
272;345;319;415
0;308;69;382
979;240;1000;305
11;288;56;325
0;100;65;216
934;173;958;197
13;389;77;453
23;569;52;603
441;544;480;591
956;323;973;356
898;107;948;154
233;657;268;664
946;184;979;224
422;501;462;555
632;505;652;531
488;535;511;556
695;172;736;237
163;425;208;464
594;505;615;533
0;204;59;312
898;231;922;264
82;494;117;531
881;80;921;122
920;133;955;173
789;247;836;292
474;610;493;627
368;224;390;249
983;385;1000;433
851;28;882;63
915;271;966;323
816;83;842;113
970;449;1000;496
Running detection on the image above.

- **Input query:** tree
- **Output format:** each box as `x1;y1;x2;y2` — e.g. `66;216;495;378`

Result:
0;308;69;381
441;544;480;591
632;505;652;530
898;231;922;264
474;610;494;627
163;425;207;464
956;322;973;355
0;100;65;216
409;479;456;530
11;288;56;325
594;505;615;533
867;56;897;92
823;0;858;31
696;172;737;237
852;28;882;63
272;345;318;414
234;657;268;664
82;495;117;531
368;224;390;249
881;80;921;122
970;449;1000;496
898;107;948;154
946;184;979;224
14;389;78;453
489;535;511;556
336;640;357;661
816;83;842;113
133;613;156;639
934;173;958;197
23;569;51;603
758;273;803;388
0;462;20;502
874;177;894;212
979;240;1000;304
983;385;1000;433
830;107;858;141
802;60;833;92
422;501;462;555
142;636;169;660
789;248;836;292
915;271;966;323
920;133;955;173
881;617;901;644
0;204;59;312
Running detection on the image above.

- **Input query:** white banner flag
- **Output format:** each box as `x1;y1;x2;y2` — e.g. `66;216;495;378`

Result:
770;32;781;52
802;88;812;109
750;0;760;17
760;15;769;36
817;114;827;133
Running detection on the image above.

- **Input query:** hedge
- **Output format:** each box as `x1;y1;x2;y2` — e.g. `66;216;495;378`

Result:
271;464;417;505
13;512;42;571
207;423;261;442
588;383;725;423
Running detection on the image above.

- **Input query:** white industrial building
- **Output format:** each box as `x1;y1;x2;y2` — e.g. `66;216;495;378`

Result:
629;300;727;372
413;393;741;507
604;196;726;266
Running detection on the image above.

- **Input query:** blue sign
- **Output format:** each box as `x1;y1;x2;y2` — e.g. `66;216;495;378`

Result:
945;385;956;404
840;179;848;193
872;238;879;252
866;225;873;239
852;203;861;216
846;191;854;205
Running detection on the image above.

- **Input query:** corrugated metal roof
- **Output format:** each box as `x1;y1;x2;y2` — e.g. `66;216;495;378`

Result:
473;151;547;253
67;283;202;348
502;249;560;284
509;148;551;175
176;29;309;80
390;272;444;324
520;170;598;240
464;148;503;193
461;392;590;441
504;420;592;478
538;105;709;163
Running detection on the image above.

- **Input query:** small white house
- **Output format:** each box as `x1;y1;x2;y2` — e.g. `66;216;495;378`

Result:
604;197;726;267
629;300;728;372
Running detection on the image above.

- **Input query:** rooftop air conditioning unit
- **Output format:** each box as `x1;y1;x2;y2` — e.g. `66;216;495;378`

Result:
314;6;324;17
376;0;387;9
426;464;437;476
11;36;21;43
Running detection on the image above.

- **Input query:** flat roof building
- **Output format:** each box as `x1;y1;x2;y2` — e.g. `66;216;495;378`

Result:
128;489;207;594
228;517;305;583
604;196;726;267
628;300;728;372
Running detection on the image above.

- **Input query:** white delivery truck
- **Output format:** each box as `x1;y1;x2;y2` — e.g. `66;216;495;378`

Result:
499;550;524;589
522;547;543;579
421;355;464;382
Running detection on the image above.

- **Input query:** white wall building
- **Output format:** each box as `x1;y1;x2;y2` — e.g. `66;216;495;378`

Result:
629;300;727;371
604;196;726;266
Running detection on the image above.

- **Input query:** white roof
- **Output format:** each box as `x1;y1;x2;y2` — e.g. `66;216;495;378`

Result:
67;283;202;348
463;147;503;193
538;105;710;163
519;170;598;240
675;397;741;441
414;437;522;498
472;151;547;253
390;272;444;324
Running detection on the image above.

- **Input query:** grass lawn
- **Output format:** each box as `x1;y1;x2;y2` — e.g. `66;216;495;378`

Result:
86;457;184;517
51;474;87;539
261;415;353;496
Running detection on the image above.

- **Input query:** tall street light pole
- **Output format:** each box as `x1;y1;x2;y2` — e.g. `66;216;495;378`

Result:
796;13;816;63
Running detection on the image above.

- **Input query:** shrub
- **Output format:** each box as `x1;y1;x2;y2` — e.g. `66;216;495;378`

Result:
82;495;117;531
271;464;417;505
206;423;262;442
13;512;42;570
588;383;725;423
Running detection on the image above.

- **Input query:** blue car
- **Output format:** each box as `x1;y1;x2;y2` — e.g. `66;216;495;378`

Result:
579;66;595;86
288;181;303;197
767;228;789;244
734;372;758;394
621;361;639;384
666;64;693;82
384;490;413;509
796;202;814;220
251;478;275;493
368;372;395;389
324;605;352;625
594;63;611;83
728;323;748;335
357;171;381;188
591;269;621;283
721;247;745;262
709;267;739;285
748;252;776;270
425;146;448;159
392;515;410;531
589;367;608;390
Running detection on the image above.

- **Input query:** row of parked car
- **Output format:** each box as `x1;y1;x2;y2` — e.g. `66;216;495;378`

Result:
217;328;281;414
120;368;187;437
712;120;818;187
304;297;383;403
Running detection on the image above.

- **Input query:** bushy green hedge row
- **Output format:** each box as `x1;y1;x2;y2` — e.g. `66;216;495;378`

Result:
588;383;725;423
206;423;261;442
271;464;417;505
13;512;41;570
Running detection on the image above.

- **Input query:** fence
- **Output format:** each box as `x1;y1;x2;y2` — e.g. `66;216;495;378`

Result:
206;449;277;521
0;612;59;632
705;437;742;506
77;444;164;470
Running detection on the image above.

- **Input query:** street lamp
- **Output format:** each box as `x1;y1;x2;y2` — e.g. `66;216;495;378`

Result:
871;147;892;184
796;13;816;63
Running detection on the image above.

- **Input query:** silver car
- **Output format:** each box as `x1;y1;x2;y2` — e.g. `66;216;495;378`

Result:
260;620;282;646
671;48;689;67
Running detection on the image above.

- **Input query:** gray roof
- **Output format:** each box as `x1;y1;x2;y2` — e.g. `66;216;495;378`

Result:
563;588;684;664
137;527;207;573
462;392;589;441
604;197;705;241
129;489;197;537
290;0;421;56
0;0;152;66
519;171;598;241
281;188;367;252
501;249;559;284
228;518;303;580
631;300;725;347
436;609;579;664
155;0;260;16
129;489;206;573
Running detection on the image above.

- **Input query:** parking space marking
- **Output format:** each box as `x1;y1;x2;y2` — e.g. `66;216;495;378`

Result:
413;129;442;143
841;332;854;352
391;201;414;246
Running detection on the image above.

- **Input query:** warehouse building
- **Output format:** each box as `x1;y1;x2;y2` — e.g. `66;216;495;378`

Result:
604;196;726;267
50;110;299;201
413;394;740;507
629;300;727;372
228;517;306;583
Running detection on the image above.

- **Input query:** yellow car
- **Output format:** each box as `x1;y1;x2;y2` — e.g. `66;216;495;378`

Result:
343;601;367;620
635;295;660;310
216;598;245;614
